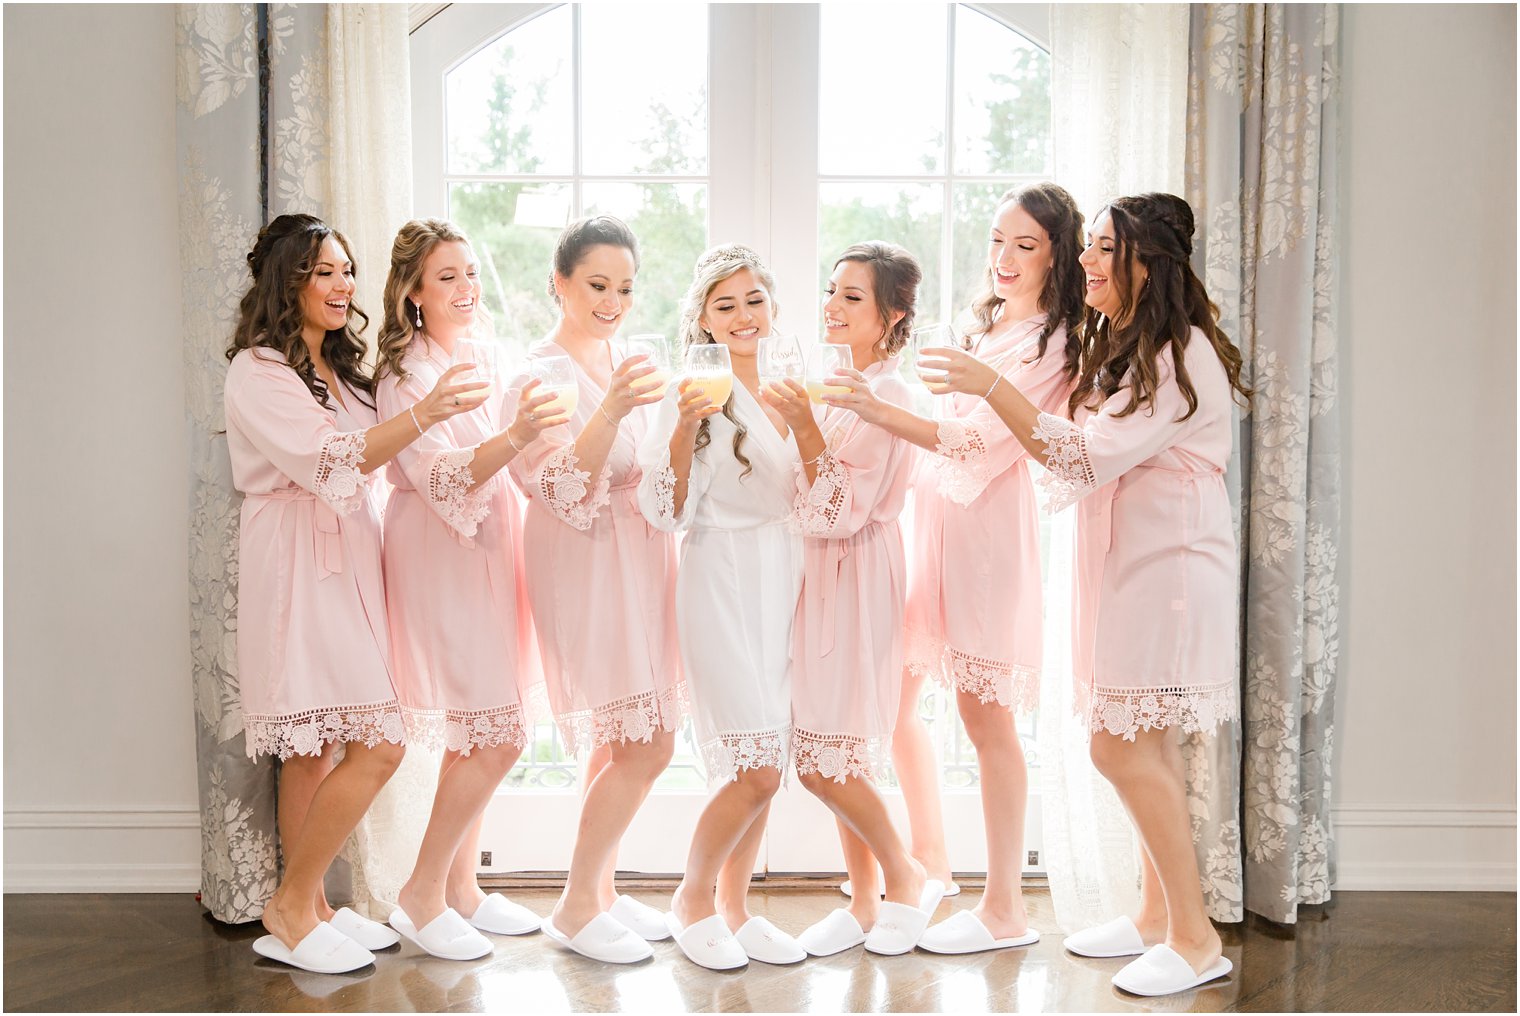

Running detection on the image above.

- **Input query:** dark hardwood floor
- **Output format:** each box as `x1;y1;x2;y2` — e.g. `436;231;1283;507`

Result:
3;888;1514;1012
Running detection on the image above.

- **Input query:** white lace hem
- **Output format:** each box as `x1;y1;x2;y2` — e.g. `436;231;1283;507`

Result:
1088;683;1240;742
931;419;996;507
403;704;531;756
906;633;1040;714
651;454;680;526
1032;411;1096;513
538;446;611;532
314;430;368;515
244;700;404;760
700;726;790;785
792;729;884;784
791;449;850;536
427;447;491;538
555;684;687;755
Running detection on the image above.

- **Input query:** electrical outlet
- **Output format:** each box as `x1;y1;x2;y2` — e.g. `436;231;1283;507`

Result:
480;851;493;866
1027;850;1039;866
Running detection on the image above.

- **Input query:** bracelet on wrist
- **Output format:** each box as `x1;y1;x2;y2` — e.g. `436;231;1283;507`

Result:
599;403;620;427
984;373;1004;400
504;428;525;453
408;405;426;437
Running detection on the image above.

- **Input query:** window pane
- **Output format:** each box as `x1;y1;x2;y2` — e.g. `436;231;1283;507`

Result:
951;182;1014;321
819;4;947;176
580;3;709;176
819;182;943;328
448;181;571;353
446;7;573;176
953;7;1051;176
582;182;708;338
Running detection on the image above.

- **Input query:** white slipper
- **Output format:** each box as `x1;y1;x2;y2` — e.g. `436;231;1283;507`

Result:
918;878;947;915
864;901;933;956
1064;915;1149;958
843;877;961;898
798;909;867;957
252;921;375;974
664;911;748;971
1112;944;1232;996
608;894;672;941
918;910;1040;955
329;907;401;950
542;912;653;964
734;916;806;964
389;906;492;961
464;893;540;936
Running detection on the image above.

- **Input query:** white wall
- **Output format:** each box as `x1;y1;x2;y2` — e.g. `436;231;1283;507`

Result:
1336;3;1517;889
1;3;1513;894
2;4;198;889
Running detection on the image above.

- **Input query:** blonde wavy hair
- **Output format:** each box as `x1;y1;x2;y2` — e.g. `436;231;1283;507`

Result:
374;218;491;381
678;244;779;478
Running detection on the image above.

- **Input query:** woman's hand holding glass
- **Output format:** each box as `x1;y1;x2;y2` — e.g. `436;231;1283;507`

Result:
759;375;818;434
816;368;892;425
506;378;566;448
602;353;665;424
915;345;1002;399
414;363;492;428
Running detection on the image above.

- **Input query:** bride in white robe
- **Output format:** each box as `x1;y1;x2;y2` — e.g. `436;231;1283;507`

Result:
636;245;805;971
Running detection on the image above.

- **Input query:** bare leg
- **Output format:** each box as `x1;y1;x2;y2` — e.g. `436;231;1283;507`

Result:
890;665;952;883
1091;728;1222;975
714;799;770;930
396;742;522;929
262;741;406;950
800;771;926;930
444;812;489;917
670;767;781;929
956;690;1030;938
552;731;675;935
837;820;882;929
276;742;340;922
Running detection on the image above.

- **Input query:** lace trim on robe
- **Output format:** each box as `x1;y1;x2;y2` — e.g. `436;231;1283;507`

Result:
931;419;997;507
1032;411;1097;513
904;634;1040;715
403;704;531;757
537;446;612;531
700;726;791;785
244;700;405;761
651;452;679;525
790;449;850;536
427;447;492;538
1089;683;1240;742
555;683;688;755
792;729;884;784
313;431;368;514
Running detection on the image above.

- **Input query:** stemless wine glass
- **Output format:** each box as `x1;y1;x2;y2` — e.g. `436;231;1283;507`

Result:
623;333;672;399
449;337;502;407
682;343;733;408
807;343;854;405
910;323;957;390
757;334;805;393
527;354;578;421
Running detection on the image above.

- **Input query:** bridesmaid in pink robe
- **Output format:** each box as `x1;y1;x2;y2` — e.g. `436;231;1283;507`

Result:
373;219;562;961
507;216;681;964
762;243;942;957
920;192;1252;996
838;184;1087;955
225;214;484;973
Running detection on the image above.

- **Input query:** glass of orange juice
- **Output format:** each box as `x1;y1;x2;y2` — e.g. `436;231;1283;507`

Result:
527;354;578;422
682;343;733;408
624;334;671;400
449;337;501;407
807;343;853;405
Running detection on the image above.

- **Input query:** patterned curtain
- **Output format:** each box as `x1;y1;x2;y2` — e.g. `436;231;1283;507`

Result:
178;2;419;924
1185;3;1342;924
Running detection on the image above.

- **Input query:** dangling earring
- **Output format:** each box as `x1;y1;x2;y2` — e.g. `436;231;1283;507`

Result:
413;302;423;329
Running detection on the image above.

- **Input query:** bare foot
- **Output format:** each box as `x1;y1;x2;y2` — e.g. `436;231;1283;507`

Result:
262;889;318;951
1166;926;1223;976
847;898;880;933
445;882;488;921
971;898;1031;940
1131;911;1168;947
913;850;954;887
312;888;335;924
882;856;927;908
550;890;604;938
670;881;716;930
396;881;445;931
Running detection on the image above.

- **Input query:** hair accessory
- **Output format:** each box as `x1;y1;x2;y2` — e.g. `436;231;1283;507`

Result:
695;244;764;274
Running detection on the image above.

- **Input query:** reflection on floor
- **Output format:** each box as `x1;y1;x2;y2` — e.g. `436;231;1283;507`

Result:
3;887;1515;1012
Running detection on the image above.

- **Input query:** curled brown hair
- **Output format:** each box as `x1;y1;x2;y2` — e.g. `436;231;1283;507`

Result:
374;218;481;383
227;213;374;408
968;182;1086;379
831;241;921;356
1068;193;1251;421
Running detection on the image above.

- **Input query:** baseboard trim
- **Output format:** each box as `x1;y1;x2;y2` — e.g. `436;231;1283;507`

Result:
5;807;200;830
1333;804;1515;829
4;863;201;893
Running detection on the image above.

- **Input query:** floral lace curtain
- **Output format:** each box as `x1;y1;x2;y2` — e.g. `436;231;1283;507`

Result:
1185;3;1341;925
178;2;420;924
